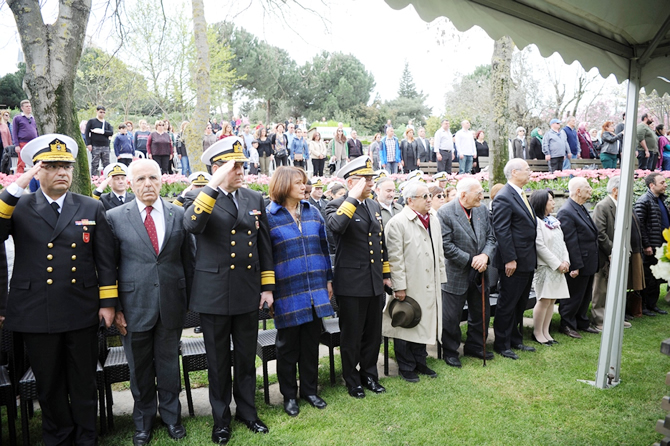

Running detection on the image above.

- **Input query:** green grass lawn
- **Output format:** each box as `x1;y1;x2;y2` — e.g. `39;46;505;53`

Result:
15;298;670;446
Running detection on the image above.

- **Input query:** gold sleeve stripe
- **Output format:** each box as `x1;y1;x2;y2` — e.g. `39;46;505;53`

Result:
99;285;118;299
382;261;390;274
92;194;101;200
336;201;356;218
173;198;183;207
0;200;15;219
194;191;215;214
261;270;275;285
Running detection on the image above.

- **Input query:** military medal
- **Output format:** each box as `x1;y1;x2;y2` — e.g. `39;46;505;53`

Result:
83;232;90;243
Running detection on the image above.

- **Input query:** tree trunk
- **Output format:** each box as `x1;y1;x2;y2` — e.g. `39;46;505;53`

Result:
266;99;271;125
184;0;211;173
225;89;234;121
8;0;92;194
490;36;514;186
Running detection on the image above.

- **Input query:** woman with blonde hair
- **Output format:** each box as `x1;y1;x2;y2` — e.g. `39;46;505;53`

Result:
330;128;348;171
146;120;173;174
0;110;12;150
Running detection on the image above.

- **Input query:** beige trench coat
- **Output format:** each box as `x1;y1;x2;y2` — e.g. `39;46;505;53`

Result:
382;205;447;345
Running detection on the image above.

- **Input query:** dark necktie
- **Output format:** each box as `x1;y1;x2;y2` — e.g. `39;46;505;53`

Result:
51;202;60;219
118;195;124;203
144;206;159;254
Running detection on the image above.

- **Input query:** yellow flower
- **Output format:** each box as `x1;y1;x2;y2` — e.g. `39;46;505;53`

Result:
664;228;670;244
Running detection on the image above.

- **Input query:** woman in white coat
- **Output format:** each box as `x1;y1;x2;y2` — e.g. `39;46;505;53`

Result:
530;190;571;346
383;181;447;382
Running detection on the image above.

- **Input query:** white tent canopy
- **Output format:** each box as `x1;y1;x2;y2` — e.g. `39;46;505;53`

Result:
384;0;670;389
386;0;670;95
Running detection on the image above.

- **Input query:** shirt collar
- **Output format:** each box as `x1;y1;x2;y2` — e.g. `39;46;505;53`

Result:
41;190;66;209
136;197;163;216
508;182;523;195
609;194;617;207
21;113;33;119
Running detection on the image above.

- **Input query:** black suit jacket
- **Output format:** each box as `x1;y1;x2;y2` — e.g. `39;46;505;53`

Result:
183;186;274;315
557;198;599;276
0;189;118;333
417;137;431;162
347;138;363;158
325;194;390;297
93;190;136;210
491;183;537;272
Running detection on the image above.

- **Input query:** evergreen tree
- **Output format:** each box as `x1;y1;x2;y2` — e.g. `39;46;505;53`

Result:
398;62;418;99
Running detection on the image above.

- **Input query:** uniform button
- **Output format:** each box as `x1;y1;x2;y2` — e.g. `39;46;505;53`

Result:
247;230;251;235
231;265;235;270
71;279;76;284
47;267;53;272
47;243;53;248
379;232;382;236
154;283;159;287
46;279;53;285
381;250;384;253
72;267;76;272
248;242;253;246
47;254;53;260
369;242;372;246
231;253;236;258
426;285;429;289
380;241;383;245
71;243;76;248
368;233;372;237
231;241;236;246
370;250;374;255
248;253;253;258
72;255;77;260
247;265;252;269
231;230;236;235
371;259;375;263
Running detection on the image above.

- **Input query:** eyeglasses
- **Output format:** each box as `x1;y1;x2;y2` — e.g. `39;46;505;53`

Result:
43;164;74;171
435;194;445;199
412;193;433;200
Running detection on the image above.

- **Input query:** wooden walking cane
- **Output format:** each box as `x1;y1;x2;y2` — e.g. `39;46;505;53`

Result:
482;274;487;367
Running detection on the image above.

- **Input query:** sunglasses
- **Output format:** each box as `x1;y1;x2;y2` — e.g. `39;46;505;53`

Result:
435;193;445;199
413;193;433;200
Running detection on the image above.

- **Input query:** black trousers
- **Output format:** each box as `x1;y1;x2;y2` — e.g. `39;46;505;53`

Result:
117;158;132;167
22;324;99;446
641;257;660;310
276;155;289;167
393;339;427;372
153;155;171;174
493;270;533;351
121;317;182;430
549;157;564;172
200;311;258;428
312;158;325;176
337;295;382;389
442;286;490;358
293;159;305;170
437;150;452;172
560;273;594;331
275;310;322;400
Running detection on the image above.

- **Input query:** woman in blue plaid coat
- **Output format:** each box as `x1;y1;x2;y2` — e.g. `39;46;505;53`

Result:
266;166;335;417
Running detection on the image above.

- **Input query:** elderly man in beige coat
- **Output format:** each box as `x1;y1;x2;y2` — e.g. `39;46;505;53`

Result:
383;181;447;382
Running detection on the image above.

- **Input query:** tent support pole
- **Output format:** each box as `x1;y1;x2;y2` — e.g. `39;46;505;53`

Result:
592;59;640;389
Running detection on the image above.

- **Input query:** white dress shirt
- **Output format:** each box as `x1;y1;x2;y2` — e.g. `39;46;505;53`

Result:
136;198;165;252
455;129;476;156
433;127;454;153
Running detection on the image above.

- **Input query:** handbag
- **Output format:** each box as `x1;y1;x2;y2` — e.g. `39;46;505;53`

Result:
295;153;304;161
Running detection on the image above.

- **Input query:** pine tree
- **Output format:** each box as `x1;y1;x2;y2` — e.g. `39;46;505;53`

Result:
398;62;418;99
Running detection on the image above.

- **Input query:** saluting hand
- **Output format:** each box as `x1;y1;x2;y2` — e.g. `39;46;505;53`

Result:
15;161;42;189
208;160;236;190
349;178;368;201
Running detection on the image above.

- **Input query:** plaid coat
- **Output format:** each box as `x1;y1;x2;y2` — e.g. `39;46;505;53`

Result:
267;200;334;329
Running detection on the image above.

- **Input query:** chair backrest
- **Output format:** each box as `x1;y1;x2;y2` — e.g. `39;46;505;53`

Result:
184;310;201;329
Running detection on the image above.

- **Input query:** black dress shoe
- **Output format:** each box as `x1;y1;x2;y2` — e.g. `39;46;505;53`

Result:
303;394;327;409
512;344;536;352
624;314;634;322
642;309;657;317
193;326;203;333
283;399;299;417
548;339;559;345
363;377;386;393
211;426;231;444
415;363;437;377
495;349;519;360
531;334;552;346
234;416;269;434
347;385;365;399
559;326;583;339
581;326;600;334
133;430;152;446
444;356;462;368
463;349;494;360
652;307;668;315
399;369;420;382
164;423;186;440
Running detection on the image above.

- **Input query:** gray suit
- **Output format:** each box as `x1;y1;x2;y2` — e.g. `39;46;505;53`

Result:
107;199;195;431
438;199;496;358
